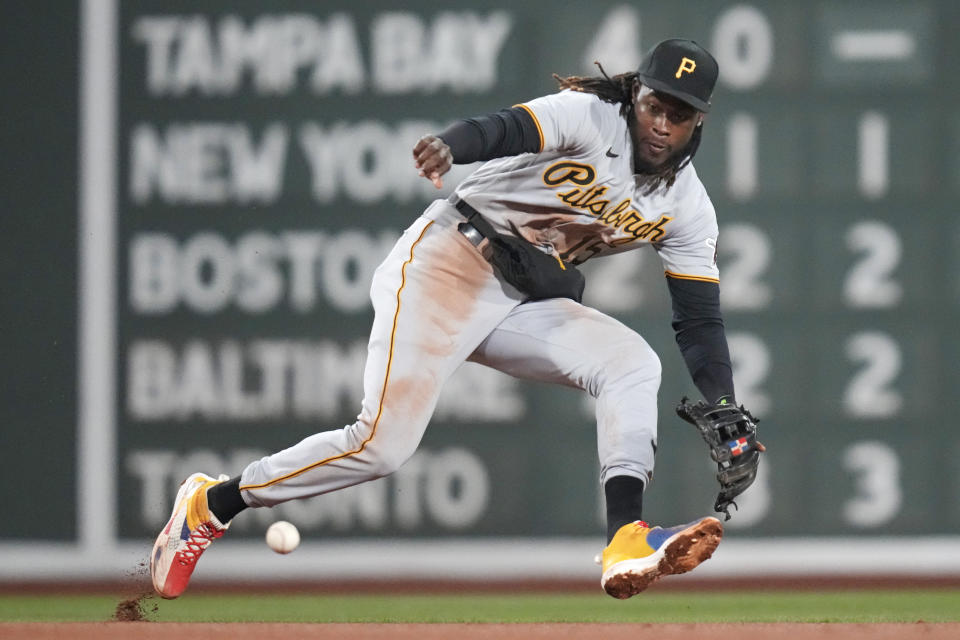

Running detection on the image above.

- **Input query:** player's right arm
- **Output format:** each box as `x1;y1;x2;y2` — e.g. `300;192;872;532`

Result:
413;106;543;189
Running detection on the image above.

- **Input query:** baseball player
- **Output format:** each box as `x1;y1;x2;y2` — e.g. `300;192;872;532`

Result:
151;39;763;601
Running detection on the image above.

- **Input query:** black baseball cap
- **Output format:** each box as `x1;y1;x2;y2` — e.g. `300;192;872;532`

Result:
635;39;719;112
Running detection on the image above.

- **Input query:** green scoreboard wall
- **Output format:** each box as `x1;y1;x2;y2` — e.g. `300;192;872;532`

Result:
4;0;960;550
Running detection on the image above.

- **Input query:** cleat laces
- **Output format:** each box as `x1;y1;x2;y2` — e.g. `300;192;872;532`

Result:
176;523;224;567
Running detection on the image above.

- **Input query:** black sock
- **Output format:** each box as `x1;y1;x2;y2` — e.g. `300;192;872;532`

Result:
206;476;248;524
604;475;645;543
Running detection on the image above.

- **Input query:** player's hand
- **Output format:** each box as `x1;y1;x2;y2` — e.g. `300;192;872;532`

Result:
413;135;453;189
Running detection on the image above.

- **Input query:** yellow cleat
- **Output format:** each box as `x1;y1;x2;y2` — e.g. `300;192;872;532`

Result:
600;517;723;599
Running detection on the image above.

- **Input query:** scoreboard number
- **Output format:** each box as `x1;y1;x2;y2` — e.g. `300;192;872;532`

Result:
842;331;903;419
842;440;902;527
719;223;772;311
843;220;902;309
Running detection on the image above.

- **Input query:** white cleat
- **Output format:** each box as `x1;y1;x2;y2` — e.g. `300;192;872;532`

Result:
150;472;229;599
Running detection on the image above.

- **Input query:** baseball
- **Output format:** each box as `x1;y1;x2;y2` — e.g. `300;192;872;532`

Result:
265;520;300;554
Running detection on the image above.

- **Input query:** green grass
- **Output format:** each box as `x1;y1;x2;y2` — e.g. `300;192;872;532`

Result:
2;590;959;623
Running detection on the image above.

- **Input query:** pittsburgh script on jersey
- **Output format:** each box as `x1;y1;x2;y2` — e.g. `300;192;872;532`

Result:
542;161;672;242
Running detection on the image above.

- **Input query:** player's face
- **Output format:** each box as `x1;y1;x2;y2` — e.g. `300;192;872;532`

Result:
631;85;702;172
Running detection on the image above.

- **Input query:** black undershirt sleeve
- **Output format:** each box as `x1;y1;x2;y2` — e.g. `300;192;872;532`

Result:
437;106;542;163
666;276;735;404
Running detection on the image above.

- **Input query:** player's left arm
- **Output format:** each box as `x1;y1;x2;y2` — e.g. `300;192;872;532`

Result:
666;275;733;404
661;196;766;520
413;107;541;188
655;189;733;403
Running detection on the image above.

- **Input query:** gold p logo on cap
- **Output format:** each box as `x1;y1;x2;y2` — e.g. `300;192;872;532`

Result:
675;57;696;78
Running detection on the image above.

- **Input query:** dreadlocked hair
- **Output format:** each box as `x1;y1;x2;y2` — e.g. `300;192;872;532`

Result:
552;62;703;194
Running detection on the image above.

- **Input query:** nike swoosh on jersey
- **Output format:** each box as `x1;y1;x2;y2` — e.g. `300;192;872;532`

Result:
606;147;619;157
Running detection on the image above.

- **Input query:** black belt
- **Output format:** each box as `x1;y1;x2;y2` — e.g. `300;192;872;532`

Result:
453;198;497;247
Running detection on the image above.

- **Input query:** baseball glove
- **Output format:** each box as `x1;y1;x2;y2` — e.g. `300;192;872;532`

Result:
676;396;765;521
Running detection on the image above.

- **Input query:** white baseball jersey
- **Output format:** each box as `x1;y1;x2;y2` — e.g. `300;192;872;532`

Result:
455;89;719;283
